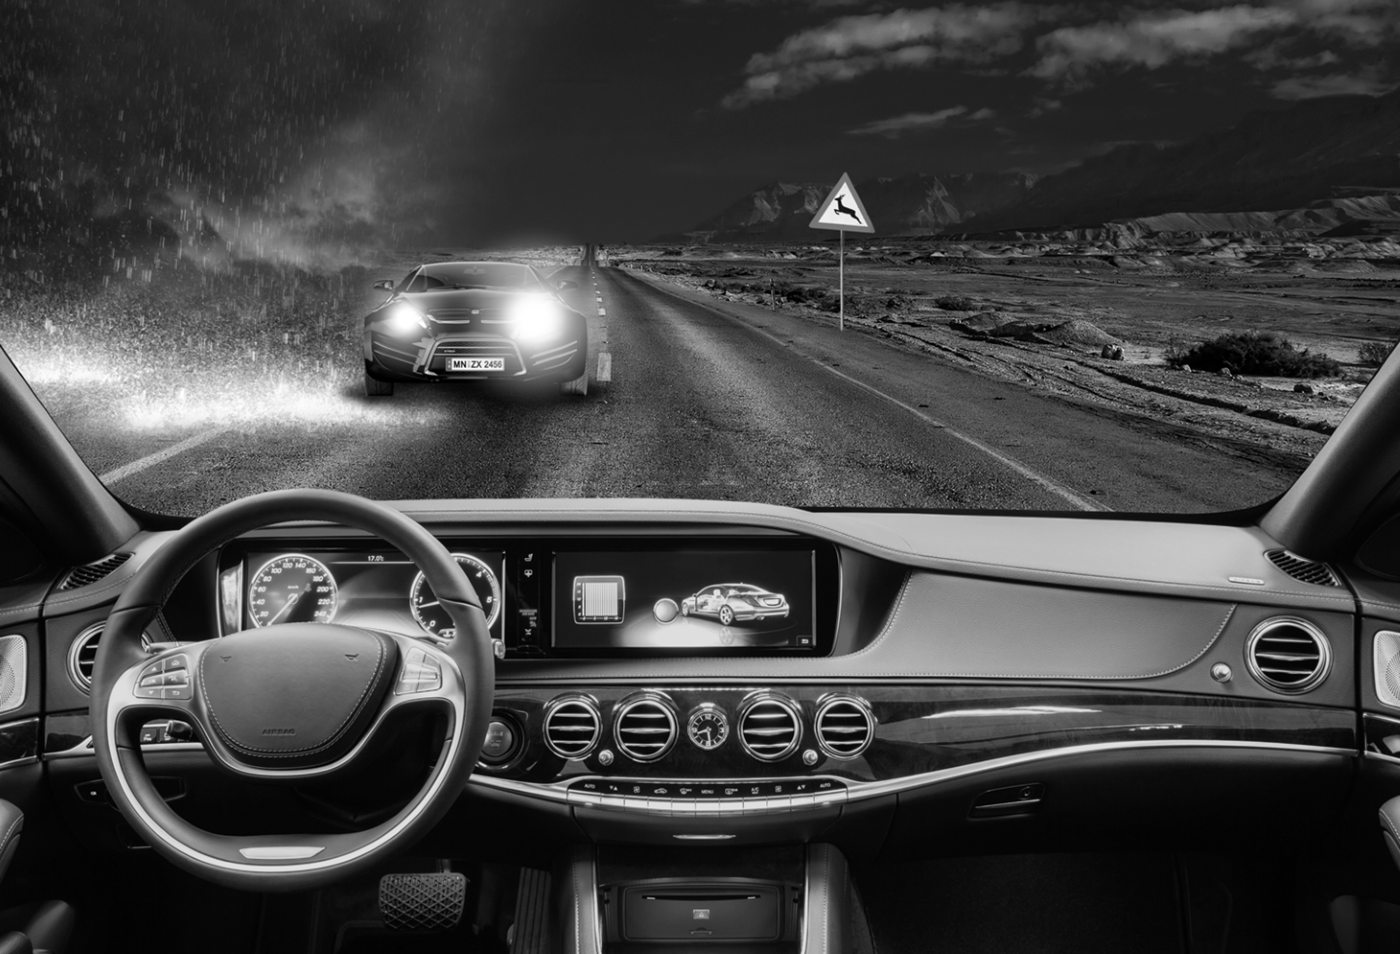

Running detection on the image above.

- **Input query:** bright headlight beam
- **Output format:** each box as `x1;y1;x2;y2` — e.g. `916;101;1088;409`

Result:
385;303;427;336
510;295;564;343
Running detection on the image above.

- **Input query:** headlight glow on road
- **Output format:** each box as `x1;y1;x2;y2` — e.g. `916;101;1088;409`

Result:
385;304;428;336
510;295;564;343
119;379;450;429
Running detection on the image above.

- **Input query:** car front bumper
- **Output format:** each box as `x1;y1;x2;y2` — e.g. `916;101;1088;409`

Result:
367;331;585;382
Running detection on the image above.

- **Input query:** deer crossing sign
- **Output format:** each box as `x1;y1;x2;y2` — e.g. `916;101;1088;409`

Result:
808;173;875;234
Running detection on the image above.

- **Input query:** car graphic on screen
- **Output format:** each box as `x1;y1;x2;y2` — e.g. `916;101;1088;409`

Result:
679;583;789;626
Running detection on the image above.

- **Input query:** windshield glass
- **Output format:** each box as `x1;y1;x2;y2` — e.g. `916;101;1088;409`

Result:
3;2;1398;517
412;263;540;291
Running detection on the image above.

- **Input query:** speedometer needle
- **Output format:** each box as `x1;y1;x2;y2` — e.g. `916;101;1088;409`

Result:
268;592;300;625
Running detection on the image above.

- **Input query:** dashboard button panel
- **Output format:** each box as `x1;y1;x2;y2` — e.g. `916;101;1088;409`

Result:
564;777;847;814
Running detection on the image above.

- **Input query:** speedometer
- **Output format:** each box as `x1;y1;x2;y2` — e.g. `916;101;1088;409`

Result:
410;553;501;637
247;554;338;627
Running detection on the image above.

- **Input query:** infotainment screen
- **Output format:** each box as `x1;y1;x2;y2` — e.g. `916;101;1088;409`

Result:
551;550;817;651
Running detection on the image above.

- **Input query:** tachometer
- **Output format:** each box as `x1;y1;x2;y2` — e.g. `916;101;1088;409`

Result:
410;553;501;637
247;554;338;627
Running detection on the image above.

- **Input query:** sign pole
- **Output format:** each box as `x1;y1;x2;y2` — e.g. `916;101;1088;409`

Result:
807;171;873;334
838;230;844;332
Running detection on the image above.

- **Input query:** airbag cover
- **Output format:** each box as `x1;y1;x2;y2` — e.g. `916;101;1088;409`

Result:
199;624;398;769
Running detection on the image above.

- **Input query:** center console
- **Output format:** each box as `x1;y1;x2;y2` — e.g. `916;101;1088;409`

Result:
554;845;857;954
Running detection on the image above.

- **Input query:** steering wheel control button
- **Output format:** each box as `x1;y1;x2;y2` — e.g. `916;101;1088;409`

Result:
395;647;443;694
480;719;517;763
135;654;193;700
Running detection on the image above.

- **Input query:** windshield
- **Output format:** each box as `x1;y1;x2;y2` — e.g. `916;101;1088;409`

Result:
408;263;541;291
3;2;1398;517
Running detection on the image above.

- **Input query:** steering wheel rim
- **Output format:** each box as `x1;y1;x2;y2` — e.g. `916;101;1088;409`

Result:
90;489;495;892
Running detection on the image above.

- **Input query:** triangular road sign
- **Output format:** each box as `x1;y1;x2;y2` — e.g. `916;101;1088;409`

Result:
809;173;875;234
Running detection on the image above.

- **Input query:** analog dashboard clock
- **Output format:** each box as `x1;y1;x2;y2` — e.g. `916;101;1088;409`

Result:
687;704;729;751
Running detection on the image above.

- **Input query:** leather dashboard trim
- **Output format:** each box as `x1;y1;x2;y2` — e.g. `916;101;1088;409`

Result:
377;499;1353;609
495;573;1236;681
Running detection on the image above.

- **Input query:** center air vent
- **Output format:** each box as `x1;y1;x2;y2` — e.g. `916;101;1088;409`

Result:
542;695;601;760
58;552;132;591
1265;549;1339;587
814;695;875;759
1246;617;1332;694
738;693;803;762
613;694;677;763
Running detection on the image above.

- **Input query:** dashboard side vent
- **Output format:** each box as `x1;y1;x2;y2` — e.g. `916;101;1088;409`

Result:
1246;617;1331;694
613;695;677;763
58;552;132;591
1265;549;1339;587
67;623;106;692
814;695;875;760
739;693;802;762
542;696;601;760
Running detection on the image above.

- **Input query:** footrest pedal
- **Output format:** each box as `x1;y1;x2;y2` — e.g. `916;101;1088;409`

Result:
379;872;468;932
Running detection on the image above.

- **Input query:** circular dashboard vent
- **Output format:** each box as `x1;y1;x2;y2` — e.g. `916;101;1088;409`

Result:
739;693;803;762
814;695;875;759
613;694;677;763
68;623;104;692
69;625;157;694
1246;617;1331;694
542;695;601;760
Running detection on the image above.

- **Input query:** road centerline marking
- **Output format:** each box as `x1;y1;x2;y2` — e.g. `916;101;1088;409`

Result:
99;427;229;486
630;274;1107;513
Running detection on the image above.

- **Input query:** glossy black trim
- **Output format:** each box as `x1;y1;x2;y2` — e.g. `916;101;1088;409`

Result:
0;716;39;767
475;685;1356;787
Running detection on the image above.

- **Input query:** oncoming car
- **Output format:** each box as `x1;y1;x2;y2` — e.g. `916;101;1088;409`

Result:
362;261;589;396
680;583;790;625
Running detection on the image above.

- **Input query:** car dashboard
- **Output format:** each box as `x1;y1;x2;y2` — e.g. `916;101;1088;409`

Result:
17;498;1389;866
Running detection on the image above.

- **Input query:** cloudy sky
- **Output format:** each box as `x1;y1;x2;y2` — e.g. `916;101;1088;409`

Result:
4;0;1398;251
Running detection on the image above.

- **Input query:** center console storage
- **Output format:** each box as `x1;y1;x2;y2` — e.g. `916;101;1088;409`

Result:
552;845;853;954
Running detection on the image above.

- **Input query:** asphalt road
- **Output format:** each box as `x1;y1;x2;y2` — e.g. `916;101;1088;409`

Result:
46;263;1304;517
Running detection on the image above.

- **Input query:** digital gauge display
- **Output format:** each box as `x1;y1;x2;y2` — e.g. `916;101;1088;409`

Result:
247;554;338;627
410;553;502;637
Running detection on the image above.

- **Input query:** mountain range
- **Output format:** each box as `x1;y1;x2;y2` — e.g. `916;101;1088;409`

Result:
666;88;1400;242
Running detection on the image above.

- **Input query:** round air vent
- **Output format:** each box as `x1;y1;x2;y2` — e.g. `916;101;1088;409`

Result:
613;694;677;763
67;623;106;693
1246;617;1331;694
814;695;875;759
68;624;154;694
542;695;601;760
738;692;803;762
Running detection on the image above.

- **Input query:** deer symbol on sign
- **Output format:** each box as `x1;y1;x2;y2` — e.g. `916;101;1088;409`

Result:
833;194;861;223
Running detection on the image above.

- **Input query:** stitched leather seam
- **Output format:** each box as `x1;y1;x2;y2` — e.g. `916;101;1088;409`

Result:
395;506;1354;603
201;635;386;757
842;572;912;661
1381;808;1400;846
0;811;23;855
0;604;42;621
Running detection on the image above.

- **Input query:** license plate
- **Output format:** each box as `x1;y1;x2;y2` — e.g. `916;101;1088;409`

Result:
448;357;505;372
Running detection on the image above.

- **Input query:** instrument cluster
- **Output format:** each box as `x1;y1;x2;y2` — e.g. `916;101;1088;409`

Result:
223;549;506;640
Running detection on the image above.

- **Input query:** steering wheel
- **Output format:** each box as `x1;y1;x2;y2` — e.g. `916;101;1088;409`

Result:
90;490;495;891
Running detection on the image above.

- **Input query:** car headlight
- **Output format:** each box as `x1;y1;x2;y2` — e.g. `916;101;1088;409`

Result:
384;304;427;336
510;295;565;344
